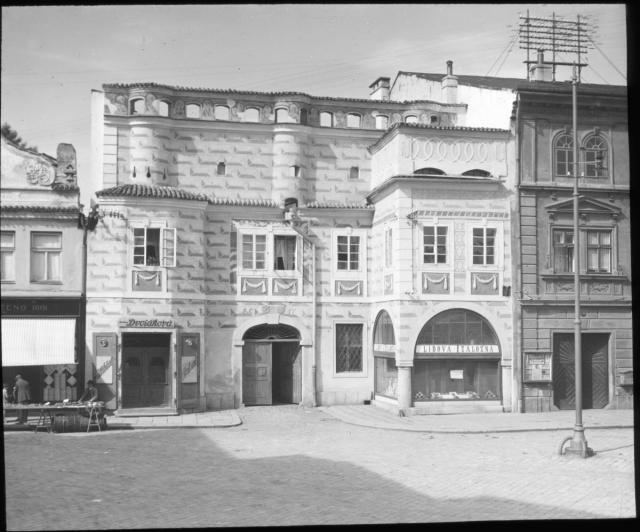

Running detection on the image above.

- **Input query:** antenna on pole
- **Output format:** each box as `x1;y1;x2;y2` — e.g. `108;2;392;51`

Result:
519;12;593;81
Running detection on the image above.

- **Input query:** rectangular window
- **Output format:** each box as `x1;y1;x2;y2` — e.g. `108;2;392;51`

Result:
274;235;297;270
553;229;574;273
586;230;612;273
319;112;333;127
347;113;361;128
1;231;16;281
31;232;61;282
423;226;447;264
472;227;496;265
336;323;363;373
337;235;360;270
133;227;176;267
384;228;393;268
375;115;389;130
242;234;266;270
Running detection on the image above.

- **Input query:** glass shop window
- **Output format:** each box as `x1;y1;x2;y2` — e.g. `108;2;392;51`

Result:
273;235;297;270
412;359;500;401
375;357;398;398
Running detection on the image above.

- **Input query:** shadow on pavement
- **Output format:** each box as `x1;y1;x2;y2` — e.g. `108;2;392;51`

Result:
3;429;618;530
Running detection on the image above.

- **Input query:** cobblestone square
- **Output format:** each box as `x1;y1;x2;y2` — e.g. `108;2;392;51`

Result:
3;406;635;529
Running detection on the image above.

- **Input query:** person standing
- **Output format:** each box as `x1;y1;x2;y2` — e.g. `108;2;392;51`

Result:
13;374;31;424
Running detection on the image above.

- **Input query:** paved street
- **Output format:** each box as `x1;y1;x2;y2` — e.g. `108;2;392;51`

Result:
3;405;636;529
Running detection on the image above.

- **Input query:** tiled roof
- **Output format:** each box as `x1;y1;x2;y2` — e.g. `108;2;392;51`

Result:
208;197;279;208
102;82;458;106
396;71;627;95
51;183;80;192
96;184;209;201
1;205;79;213
303;201;373;209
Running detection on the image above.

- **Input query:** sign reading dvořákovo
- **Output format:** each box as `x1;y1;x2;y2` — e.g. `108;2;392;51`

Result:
119;318;174;328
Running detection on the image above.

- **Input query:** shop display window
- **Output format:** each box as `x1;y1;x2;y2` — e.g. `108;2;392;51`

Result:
412;359;500;401
375;356;398;398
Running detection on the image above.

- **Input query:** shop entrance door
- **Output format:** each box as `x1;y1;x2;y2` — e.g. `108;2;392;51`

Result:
553;333;609;410
122;333;171;408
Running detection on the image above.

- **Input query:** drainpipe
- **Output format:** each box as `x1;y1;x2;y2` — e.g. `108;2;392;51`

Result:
311;240;317;407
513;93;524;413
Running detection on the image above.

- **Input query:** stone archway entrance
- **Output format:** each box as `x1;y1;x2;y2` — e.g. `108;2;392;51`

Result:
242;324;302;406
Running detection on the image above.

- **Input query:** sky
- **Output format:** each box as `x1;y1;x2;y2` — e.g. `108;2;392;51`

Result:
1;4;628;205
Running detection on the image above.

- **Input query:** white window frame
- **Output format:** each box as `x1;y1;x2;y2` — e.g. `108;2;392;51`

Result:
1;230;16;282
584;227;614;274
30;231;62;283
470;225;500;267
241;232;268;271
333;321;367;376
422;225;449;266
130;222;176;268
551;226;575;273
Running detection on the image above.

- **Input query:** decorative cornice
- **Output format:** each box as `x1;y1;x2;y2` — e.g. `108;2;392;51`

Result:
1;205;79;213
408;210;509;219
303;201;373;210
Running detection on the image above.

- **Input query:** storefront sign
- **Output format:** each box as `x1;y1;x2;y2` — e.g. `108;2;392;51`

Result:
373;343;395;353
450;370;464;380
181;356;197;383
523;352;552;382
416;344;500;354
96;355;113;384
1;298;80;316
120;318;174;328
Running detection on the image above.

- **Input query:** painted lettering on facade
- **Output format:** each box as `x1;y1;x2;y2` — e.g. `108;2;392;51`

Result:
416;344;500;354
96;355;113;384
121;318;174;328
181;355;197;383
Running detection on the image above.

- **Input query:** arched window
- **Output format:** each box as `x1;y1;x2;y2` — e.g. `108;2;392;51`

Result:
299;108;308;125
214;105;230;120
275;108;294;123
462;169;492;177
319;111;333;127
243;107;260;122
216;162;226;176
554;133;574;177
375;115;389;130
156;100;170;117
373;310;397;398
185;104;201;119
347;113;361;128
129;97;145;115
405;115;418;124
414;167;445;175
582;134;608;177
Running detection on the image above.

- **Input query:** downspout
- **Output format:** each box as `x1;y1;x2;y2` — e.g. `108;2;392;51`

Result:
513;93;524;413
311;239;317;407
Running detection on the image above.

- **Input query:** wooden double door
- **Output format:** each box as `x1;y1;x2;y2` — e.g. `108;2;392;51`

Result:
122;335;171;408
553;333;609;410
242;341;301;406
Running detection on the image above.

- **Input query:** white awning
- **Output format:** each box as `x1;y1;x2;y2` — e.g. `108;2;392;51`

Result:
1;319;77;366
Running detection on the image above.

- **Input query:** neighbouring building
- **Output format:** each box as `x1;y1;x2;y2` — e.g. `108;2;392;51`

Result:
1;133;86;402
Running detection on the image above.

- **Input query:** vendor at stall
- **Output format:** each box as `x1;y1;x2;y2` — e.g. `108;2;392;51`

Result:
78;380;99;403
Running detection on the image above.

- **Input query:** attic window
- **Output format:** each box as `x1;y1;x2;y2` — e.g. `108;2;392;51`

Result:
275;108;294;123
217;162;226;176
320;112;333;127
349;166;360;180
375;115;389;129
215;105;230;120
405;115;418;124
290;165;301;177
430;115;439;124
185;104;201;119
130;98;145;115
347;113;361;128
462;169;492;177
244;107;260;122
300;108;308;125
157;100;170;117
414;167;445;175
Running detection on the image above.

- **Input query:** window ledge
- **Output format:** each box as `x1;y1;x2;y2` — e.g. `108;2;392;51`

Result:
30;280;63;285
541;272;628;281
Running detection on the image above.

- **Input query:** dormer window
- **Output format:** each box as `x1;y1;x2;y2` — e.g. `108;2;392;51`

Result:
214;105;230;120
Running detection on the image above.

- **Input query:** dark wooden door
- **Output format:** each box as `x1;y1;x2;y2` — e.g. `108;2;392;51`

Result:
553;333;609;410
178;333;200;411
272;342;301;404
242;342;272;406
122;347;170;407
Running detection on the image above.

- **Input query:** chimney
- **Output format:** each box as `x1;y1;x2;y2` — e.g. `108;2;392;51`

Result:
441;60;458;104
529;49;552;82
369;77;390;101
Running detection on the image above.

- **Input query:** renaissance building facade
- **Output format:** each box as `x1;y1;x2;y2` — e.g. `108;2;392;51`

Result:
84;58;629;415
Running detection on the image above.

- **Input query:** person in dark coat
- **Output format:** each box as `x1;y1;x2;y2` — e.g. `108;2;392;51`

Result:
78;380;99;403
14;374;31;423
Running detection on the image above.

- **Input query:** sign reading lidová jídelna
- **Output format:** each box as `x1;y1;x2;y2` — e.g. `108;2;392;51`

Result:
119;318;174;328
1;298;81;316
